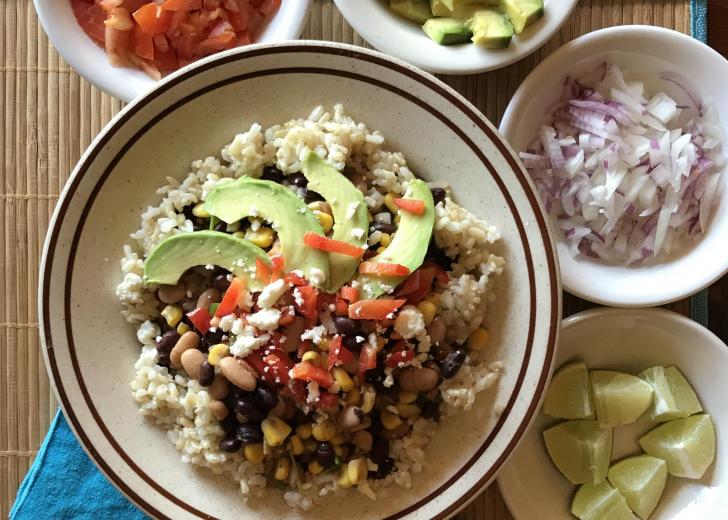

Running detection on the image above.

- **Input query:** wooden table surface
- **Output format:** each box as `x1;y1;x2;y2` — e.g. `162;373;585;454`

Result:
1;1;725;518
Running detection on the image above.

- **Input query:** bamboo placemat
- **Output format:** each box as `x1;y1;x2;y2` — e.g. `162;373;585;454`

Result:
0;0;692;517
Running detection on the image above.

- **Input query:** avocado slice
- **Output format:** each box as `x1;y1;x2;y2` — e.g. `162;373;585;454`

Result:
468;9;514;48
430;0;455;17
389;0;432;24
203;178;329;288
501;0;544;33
143;230;271;291
356;179;435;299
430;0;499;18
423;18;473;45
301;152;369;292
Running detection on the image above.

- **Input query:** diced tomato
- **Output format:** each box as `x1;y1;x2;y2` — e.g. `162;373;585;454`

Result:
246;345;294;385
357;343;378;383
255;257;272;285
132;4;172;35
434;267;449;285
327;335;354;371
339;286;360;303
257;0;280;16
297;339;313;359
282;379;307;403
394;262;446;305
348;299;406;320
314;390;339;409
359;261;411;277
132;26;154;60
316;292;336;312
293;285;318;326
162;0;203;11
384;349;414;368
270;255;285;281
71;0;107;43
186;307;211;333
153;45;178;70
333;298;348;316
226;5;248;31
284;271;306;286
194;31;235;56
303;232;364;258
290;362;334;389
278;308;295;327
393;198;426;215
215;277;244;317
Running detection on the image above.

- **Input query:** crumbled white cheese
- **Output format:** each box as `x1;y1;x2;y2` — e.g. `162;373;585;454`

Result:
394;305;425;339
230;333;270;358
293;287;305;307
308;268;327;286
351;228;365;240
301;325;327;345
346;201;361;220
355;335;365;343
236;289;254;311
383;367;395;388
257;279;288;309
218;314;236;332
306;382;320;404
247;308;281;331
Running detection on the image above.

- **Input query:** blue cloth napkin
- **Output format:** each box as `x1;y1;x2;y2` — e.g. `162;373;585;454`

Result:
11;3;711;518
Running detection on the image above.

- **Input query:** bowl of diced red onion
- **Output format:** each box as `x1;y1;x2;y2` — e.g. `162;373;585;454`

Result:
34;0;311;102
500;25;728;307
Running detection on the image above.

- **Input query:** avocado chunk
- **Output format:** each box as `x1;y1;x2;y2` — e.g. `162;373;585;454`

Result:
430;0;499;18
301;152;369;292
468;9;514;48
143;230;271;291
501;0;544;33
203;178;329;289
356;179;435;299
423;18;473;45
429;0;455;17
389;0;432;24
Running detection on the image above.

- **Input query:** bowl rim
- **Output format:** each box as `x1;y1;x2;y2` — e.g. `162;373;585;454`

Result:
499;24;728;307
39;40;561;519
32;0;312;102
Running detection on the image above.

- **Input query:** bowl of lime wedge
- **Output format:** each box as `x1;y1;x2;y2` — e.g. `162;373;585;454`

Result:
497;307;727;519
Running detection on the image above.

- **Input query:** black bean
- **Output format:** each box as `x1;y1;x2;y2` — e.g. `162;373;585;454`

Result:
200;328;224;353
157;352;171;368
302;188;324;204
212;274;231;291
255;384;278;411
314;442;336;468
368;438;389;465
430;187;447;205
220;437;242;453
420;400;440;420
234;396;266;422
235;424;264;445
371;222;397;234
261;165;285;183
220;414;239;434
156;330;180;355
333;316;358;337
343;335;361;351
298;452;312;466
371;457;395;479
439;349;467;379
286;172;308;187
426;239;452;270
365;366;385;385
214;220;227;232
199;361;215;386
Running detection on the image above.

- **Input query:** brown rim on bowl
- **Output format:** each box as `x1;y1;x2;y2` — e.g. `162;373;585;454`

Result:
41;43;560;520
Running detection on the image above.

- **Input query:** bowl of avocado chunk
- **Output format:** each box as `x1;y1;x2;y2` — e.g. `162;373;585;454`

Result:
334;0;578;74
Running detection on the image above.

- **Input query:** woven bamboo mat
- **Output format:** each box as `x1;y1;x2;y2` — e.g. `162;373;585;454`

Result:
0;0;692;517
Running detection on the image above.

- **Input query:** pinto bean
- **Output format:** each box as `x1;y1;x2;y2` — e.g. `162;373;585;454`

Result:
170;331;200;369
397;367;440;392
219;356;257;391
180;349;205;380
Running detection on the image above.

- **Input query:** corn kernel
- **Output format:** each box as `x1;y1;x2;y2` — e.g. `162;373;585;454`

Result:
381;410;403;430
301;351;320;364
296;424;312;440
396;403;421;419
261;417;292;447
274;457;290;481
347;458;368;484
333;445;343;457
207;343;229;366
244;443;265;464
384;193;399;214
314;211;334;234
192;203;210;218
308;461;324;475
398;391;418;404
245;227;275;249
374;336;387;353
317;338;330;351
176;322;191;335
161;305;183;327
367;211;373;223
289;434;304;456
394;214;401;225
308;201;332;214
379;233;392;247
319;352;329;368
417;300;438;326
376;246;386;254
426;293;441;306
345;387;361;406
467;327;490;351
225;220;241;233
337;466;353;488
360;386;376;414
233;231;246;240
332;367;354;392
330;433;345;446
312;420;336;442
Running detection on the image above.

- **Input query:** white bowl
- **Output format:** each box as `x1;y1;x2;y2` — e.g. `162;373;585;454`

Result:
499;25;728;307
33;0;311;102
39;41;560;519
333;0;577;74
497;307;728;520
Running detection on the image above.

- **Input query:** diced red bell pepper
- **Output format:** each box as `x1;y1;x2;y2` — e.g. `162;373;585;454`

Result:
339;285;360;302
215;277;244;317
393;198;426;215
327;335;354;371
284;271;306;286
357;343;378;384
256;257;272;285
186;307;211;333
333;298;349;316
384;349;415;368
348;299;406;320
314;390;339;409
270;255;285;280
359;261;411;277
294;285;318;326
394;262;446;305
290;362;334;389
303;232;364;258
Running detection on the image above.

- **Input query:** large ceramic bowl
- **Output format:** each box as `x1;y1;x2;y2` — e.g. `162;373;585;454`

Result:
39;41;560;519
500;26;728;307
33;0;311;102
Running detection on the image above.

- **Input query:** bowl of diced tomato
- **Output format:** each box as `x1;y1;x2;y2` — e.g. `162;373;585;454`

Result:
34;0;311;102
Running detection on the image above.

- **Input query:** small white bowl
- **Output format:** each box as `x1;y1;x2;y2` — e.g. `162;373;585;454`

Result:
333;0;577;74
499;25;728;307
497;307;728;520
33;0;311;102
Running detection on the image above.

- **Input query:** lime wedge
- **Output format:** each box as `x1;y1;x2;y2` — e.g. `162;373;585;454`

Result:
543;420;613;484
543;361;595;419
608;455;667;519
571;482;637;520
591;370;654;427
639;366;702;422
639;414;716;479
